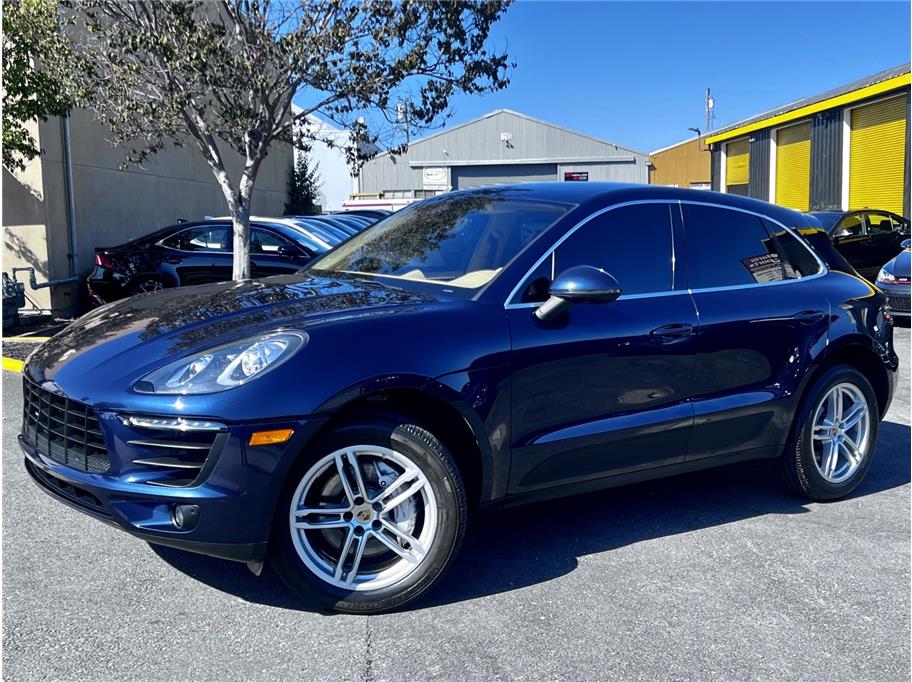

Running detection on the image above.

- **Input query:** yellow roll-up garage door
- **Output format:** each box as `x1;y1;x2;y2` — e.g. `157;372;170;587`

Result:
725;138;750;195
849;96;907;215
775;121;811;210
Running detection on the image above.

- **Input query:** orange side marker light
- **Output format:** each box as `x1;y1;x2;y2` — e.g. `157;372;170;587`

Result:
249;428;294;446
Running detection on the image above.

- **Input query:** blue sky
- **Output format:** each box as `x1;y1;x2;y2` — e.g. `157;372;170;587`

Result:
431;1;910;153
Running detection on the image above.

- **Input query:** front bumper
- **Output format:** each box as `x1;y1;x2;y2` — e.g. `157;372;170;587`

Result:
20;410;326;564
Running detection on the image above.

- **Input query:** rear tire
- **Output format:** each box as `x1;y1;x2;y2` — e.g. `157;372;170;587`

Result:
270;414;466;614
781;365;879;500
129;276;171;296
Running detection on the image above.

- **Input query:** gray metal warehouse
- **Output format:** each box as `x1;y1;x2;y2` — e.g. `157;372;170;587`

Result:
352;109;648;206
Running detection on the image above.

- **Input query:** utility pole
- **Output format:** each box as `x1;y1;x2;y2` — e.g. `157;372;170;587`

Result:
397;100;410;145
705;88;715;132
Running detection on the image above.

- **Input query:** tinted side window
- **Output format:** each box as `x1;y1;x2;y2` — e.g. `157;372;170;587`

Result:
683;205;786;288
251;228;292;254
865;212;895;234
834;214;864;238
516;203;674;302
762;221;822;278
162;226;229;252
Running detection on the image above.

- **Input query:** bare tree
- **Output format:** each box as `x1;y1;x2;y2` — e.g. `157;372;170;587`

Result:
70;0;513;279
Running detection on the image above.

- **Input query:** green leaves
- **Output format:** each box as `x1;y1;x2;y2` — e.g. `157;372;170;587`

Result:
285;153;322;216
2;0;81;171
63;0;513;280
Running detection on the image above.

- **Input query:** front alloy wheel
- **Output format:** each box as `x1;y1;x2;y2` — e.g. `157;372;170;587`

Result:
271;416;466;613
289;446;437;591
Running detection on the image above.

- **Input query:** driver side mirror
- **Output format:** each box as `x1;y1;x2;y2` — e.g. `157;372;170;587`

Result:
535;265;622;321
902;238;911;249
277;245;300;260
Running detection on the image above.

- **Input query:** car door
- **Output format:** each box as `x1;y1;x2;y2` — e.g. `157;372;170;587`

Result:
830;213;871;273
159;223;233;285
506;201;698;495
680;203;829;462
864;211;905;273
250;228;309;278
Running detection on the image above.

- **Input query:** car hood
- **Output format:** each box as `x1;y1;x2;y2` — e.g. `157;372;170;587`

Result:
889;249;911;279
26;273;440;388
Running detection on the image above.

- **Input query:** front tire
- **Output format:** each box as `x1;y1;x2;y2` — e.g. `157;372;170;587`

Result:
270;415;466;614
781;365;879;500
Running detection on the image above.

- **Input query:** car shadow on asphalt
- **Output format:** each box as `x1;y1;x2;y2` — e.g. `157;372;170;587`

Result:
151;420;910;613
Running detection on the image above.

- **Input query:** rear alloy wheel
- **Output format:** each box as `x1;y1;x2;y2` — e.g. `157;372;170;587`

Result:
810;382;871;484
271;417;466;613
781;365;879;500
130;277;169;295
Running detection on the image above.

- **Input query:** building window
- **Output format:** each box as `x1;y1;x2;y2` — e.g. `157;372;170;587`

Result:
725;138;750;196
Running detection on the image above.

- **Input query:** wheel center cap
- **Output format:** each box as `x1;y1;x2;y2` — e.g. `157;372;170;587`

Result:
355;507;372;523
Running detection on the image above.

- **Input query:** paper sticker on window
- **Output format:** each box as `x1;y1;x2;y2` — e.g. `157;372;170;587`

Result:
741;253;784;283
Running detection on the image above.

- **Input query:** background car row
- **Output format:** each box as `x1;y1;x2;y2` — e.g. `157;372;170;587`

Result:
86;211;389;303
806;209;911;320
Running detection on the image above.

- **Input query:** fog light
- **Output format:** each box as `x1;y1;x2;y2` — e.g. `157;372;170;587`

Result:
172;504;200;530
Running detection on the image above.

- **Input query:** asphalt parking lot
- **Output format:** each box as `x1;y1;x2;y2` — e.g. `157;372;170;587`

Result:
3;329;909;681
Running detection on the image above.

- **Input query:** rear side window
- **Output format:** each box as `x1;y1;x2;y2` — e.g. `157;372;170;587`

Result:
251;228;292;254
866;212;896;234
515;203;674;302
762;221;822;278
162;226;229;252
683;204;787;288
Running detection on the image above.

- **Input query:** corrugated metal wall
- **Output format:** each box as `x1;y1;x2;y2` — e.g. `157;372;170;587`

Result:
709;88;909;217
359;156;426;194
809;110;843;211
711;148;721;191
558;161;645;183
748;130;770;201
905;94;910;218
452;164;557;188
359;110;648;194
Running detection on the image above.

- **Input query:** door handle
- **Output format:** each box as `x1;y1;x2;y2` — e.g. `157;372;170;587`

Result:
650;322;695;338
792;310;825;323
164;255;182;264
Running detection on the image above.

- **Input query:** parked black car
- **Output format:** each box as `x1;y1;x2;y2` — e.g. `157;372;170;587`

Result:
807;209;910;281
88;219;327;303
876;238;911;320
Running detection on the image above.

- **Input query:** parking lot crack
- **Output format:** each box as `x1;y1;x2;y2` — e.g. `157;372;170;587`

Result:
363;617;376;682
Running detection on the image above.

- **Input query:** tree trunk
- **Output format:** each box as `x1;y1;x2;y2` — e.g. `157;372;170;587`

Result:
231;206;252;281
231;161;261;281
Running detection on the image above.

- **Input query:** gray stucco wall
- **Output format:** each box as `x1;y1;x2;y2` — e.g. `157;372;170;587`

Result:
3;108;291;313
360;110;648;193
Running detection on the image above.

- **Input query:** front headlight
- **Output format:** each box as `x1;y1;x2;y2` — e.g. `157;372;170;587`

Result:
877;267;898;285
134;331;306;394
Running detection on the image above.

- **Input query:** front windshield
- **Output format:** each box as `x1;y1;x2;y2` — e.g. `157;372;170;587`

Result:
310;191;573;288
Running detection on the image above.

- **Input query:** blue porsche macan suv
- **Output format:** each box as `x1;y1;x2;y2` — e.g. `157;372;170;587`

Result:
20;184;899;613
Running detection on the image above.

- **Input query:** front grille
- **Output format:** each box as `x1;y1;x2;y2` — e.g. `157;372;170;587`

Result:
25;460;110;516
888;294;911;313
22;378;110;473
